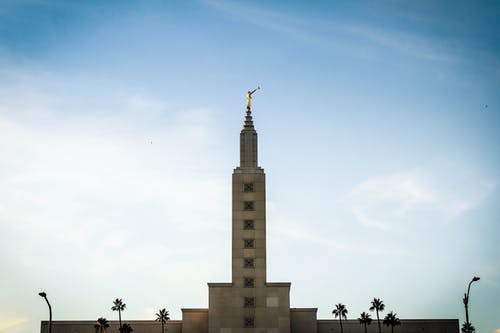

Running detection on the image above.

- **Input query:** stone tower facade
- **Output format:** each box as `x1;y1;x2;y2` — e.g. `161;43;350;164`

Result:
208;97;291;333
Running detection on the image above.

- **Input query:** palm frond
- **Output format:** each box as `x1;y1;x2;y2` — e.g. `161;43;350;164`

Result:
112;298;126;311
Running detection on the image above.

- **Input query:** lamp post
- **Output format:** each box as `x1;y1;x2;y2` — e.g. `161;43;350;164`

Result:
463;276;480;329
38;292;52;333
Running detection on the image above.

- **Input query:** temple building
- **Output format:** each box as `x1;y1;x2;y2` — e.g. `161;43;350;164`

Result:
42;93;459;333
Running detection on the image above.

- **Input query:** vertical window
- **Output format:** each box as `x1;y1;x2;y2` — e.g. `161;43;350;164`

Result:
243;220;254;230
243;201;254;211
244;277;255;288
244;258;255;268
244;297;255;308
243;183;254;192
244;317;255;328
244;239;255;248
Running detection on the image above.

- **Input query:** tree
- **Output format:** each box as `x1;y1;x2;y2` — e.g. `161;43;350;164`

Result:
332;303;348;333
383;311;401;333
358;312;373;333
461;322;476;333
112;298;126;331
96;317;109;333
119;323;133;333
155;308;170;333
369;298;385;333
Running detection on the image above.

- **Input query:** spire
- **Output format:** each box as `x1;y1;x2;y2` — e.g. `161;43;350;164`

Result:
240;88;260;169
244;107;255;129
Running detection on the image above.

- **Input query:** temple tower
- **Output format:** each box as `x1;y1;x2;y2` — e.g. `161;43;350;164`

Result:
232;93;267;286
208;91;291;333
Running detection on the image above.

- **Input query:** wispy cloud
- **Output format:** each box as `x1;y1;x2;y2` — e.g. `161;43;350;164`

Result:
200;0;306;38
267;203;407;256
339;24;462;63
343;169;495;230
201;0;462;63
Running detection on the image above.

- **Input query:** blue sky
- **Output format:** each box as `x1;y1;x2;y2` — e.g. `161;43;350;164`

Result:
0;1;499;333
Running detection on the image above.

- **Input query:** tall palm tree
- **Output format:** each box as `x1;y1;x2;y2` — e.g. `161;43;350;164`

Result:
358;312;372;333
119;323;133;333
96;317;109;333
332;303;348;333
461;322;476;333
155;308;170;333
383;311;401;333
369;298;385;333
112;298;126;331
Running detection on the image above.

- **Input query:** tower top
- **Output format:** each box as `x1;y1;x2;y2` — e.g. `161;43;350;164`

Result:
244;86;260;130
238;88;262;171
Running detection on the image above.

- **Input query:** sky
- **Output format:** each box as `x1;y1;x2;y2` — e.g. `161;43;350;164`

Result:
0;0;499;332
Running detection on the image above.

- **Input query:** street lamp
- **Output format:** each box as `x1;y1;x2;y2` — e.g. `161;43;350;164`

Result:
38;291;52;333
463;276;480;329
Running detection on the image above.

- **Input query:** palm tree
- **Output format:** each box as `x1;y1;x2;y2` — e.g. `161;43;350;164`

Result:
369;298;385;333
94;324;100;333
155;308;170;333
119;323;133;333
383;311;401;333
112;298;126;331
358;312;372;333
461;322;476;333
96;317;110;333
332;303;348;333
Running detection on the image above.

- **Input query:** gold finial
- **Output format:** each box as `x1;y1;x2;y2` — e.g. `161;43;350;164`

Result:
246;86;260;111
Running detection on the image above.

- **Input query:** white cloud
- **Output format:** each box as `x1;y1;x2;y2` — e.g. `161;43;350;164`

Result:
350;206;388;230
267;203;407;256
0;69;229;325
344;170;495;230
0;109;226;256
349;171;437;212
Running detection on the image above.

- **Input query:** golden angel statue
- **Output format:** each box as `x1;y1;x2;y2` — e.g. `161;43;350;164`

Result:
246;86;260;110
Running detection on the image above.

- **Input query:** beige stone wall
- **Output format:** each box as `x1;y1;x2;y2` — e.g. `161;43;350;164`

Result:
41;320;182;333
317;319;459;333
232;170;266;285
208;283;291;333
182;309;208;333
207;165;292;333
290;308;317;333
261;283;291;333
41;316;459;333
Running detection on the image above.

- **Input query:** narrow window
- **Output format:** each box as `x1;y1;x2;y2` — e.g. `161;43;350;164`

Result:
243;183;254;192
243;201;254;211
244;239;255;248
244;258;255;268
244;317;255;328
244;297;255;308
244;277;255;288
243;220;254;230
